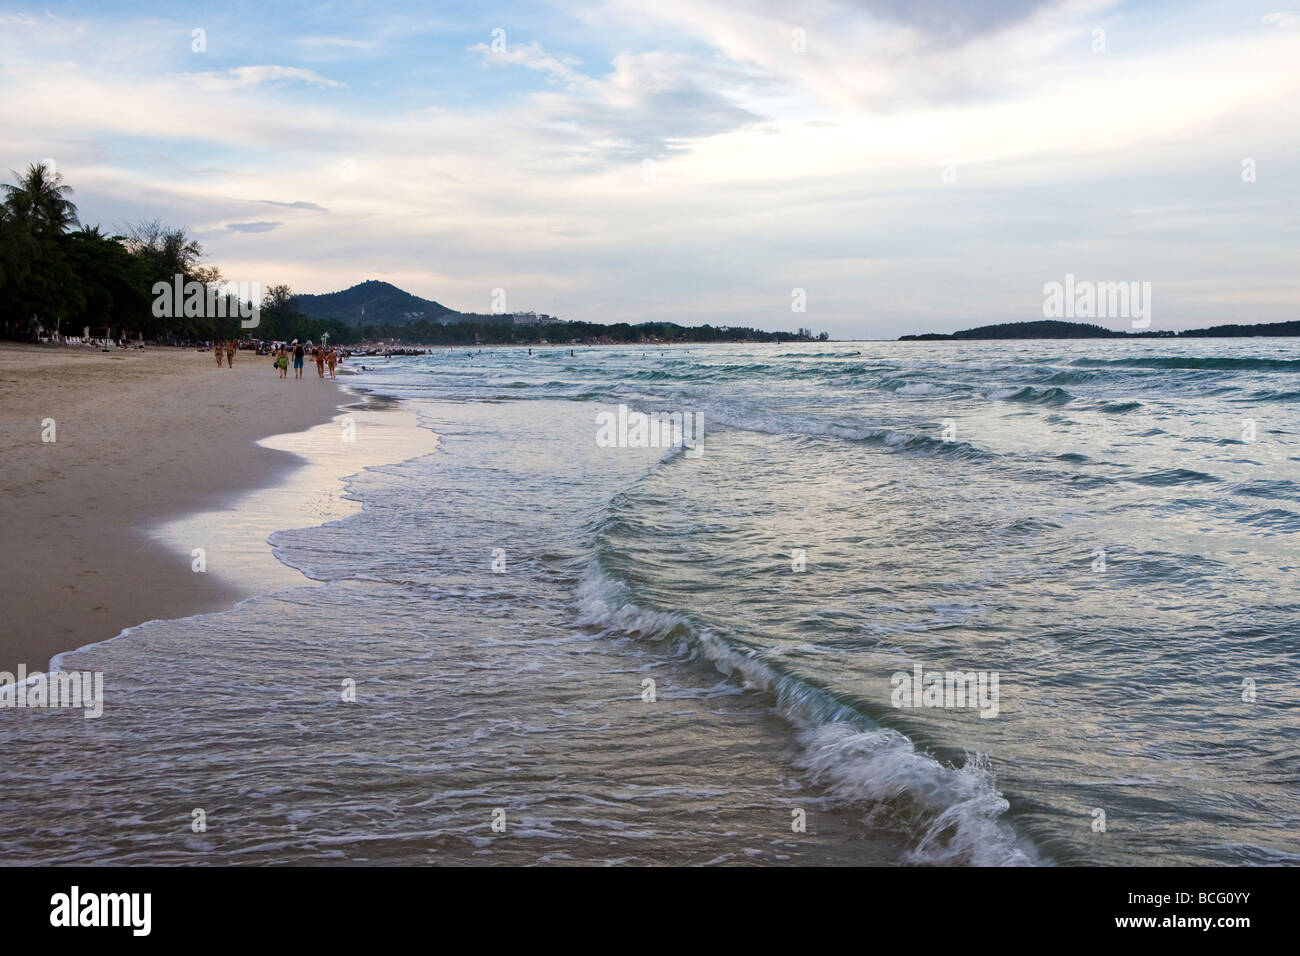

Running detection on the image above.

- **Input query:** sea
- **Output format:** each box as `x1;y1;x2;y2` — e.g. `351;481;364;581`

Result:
3;338;1298;866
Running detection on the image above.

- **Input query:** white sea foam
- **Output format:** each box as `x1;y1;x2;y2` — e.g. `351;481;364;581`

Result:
575;563;1040;866
895;382;952;396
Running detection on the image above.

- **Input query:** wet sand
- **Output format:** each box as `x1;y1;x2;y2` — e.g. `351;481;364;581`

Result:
0;343;359;673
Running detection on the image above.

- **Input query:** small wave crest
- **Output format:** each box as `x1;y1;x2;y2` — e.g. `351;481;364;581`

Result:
882;378;954;396
1071;356;1300;372
1242;389;1300;402
707;411;992;461
574;564;1038;866
794;724;1038;866
1130;467;1221;487
986;385;1073;405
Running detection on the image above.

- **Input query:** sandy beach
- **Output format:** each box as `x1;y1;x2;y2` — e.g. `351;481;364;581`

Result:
0;344;359;673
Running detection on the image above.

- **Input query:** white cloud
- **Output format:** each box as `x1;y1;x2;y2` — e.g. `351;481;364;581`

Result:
176;65;347;92
1262;12;1300;30
468;40;593;90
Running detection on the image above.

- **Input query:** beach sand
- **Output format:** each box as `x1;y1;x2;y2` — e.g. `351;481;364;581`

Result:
0;343;429;675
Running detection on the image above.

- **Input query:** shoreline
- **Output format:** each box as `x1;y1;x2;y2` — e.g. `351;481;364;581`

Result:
0;343;428;675
152;387;437;597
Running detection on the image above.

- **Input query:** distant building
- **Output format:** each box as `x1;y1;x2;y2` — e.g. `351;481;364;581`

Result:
511;311;563;325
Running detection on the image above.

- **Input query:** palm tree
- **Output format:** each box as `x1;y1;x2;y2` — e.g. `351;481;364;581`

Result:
1;162;79;235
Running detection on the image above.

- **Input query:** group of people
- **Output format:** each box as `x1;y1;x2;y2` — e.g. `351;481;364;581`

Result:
213;341;236;368
273;340;341;379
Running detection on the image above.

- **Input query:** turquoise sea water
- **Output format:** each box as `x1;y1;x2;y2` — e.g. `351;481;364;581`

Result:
3;339;1298;865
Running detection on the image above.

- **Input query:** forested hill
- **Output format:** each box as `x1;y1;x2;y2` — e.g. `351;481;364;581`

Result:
294;280;459;327
899;319;1300;340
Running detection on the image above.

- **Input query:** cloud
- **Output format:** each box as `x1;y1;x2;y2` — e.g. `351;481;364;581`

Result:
226;221;282;233
583;0;1124;112
469;44;770;160
852;0;1057;44
469;40;592;90
1262;12;1300;29
176;66;346;92
250;199;329;212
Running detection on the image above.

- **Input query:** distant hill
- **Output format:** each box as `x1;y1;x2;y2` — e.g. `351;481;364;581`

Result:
1178;320;1300;337
900;319;1300;340
294;280;459;327
900;320;1121;341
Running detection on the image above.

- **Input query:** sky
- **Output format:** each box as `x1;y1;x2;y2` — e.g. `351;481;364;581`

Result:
1;0;1298;338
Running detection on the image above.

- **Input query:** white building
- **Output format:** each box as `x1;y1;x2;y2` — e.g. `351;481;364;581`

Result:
512;311;564;325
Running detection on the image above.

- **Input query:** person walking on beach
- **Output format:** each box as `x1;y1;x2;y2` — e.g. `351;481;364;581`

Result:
276;346;289;379
293;340;305;379
225;340;236;368
214;341;224;367
315;347;326;378
326;348;338;378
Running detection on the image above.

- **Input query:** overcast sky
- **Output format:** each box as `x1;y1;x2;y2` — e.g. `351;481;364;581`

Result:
2;0;1298;337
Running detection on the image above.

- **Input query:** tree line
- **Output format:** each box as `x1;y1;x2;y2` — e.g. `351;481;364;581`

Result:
0;162;338;344
350;318;826;345
1;162;826;347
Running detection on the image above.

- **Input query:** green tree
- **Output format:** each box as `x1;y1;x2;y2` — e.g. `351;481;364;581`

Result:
123;219;203;281
0;164;83;337
63;226;152;337
0;210;37;297
123;219;220;340
1;162;79;236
